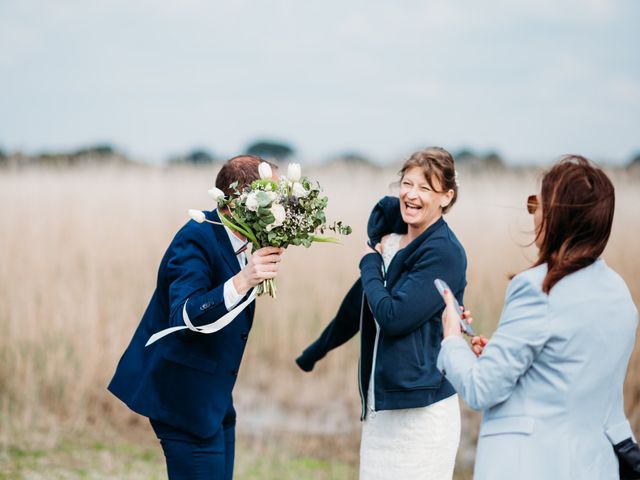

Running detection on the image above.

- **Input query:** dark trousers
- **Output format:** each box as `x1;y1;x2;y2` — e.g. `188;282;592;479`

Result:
150;412;235;480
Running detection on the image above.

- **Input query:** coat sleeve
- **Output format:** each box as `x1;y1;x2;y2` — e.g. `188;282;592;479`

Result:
359;247;465;337
436;273;550;411
166;228;234;329
604;312;638;446
604;315;639;477
603;375;636;446
296;278;363;372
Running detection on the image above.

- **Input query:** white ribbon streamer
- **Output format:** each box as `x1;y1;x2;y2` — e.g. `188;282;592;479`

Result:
145;289;257;347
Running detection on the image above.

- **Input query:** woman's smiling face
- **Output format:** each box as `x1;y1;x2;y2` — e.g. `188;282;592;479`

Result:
399;166;452;233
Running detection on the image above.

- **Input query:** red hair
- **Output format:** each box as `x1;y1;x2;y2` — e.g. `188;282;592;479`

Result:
533;155;615;293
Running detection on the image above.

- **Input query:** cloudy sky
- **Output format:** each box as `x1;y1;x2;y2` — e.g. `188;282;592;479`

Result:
1;0;638;164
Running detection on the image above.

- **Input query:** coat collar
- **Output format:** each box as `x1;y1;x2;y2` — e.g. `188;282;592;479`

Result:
385;219;446;288
205;210;254;317
208;210;242;276
367;196;407;245
400;216;445;262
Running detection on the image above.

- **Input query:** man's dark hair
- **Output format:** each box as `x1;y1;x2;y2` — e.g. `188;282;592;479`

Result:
215;155;264;196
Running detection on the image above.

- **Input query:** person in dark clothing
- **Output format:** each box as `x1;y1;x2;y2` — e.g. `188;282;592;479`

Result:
109;155;283;480
297;147;467;479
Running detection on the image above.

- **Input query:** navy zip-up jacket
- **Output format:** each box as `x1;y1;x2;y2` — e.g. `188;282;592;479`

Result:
296;196;467;416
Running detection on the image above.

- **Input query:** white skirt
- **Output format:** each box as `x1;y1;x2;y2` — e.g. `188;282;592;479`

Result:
359;394;461;480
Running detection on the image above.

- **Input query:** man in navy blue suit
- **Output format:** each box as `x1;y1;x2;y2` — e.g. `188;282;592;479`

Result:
108;155;283;480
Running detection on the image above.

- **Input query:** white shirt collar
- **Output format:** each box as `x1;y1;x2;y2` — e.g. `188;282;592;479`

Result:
223;225;246;254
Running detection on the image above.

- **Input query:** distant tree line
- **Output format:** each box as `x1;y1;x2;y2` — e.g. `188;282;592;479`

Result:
2;141;639;171
629;152;640;172
453;148;505;170
326;151;379;168
168;149;218;165
168;140;296;166
246;140;294;161
0;144;129;168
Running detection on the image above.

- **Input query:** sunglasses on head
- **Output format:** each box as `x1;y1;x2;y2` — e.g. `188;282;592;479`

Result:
527;195;539;214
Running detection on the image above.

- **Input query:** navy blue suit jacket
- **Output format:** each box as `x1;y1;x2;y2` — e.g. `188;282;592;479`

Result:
108;210;255;438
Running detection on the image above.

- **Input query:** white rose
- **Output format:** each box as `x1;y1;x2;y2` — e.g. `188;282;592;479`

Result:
287;163;301;182
207;187;225;205
266;203;286;231
292;182;308;198
258;162;272;180
245;192;259;211
188;209;206;223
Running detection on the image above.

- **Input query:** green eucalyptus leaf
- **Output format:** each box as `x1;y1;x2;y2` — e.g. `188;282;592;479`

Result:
256;191;272;207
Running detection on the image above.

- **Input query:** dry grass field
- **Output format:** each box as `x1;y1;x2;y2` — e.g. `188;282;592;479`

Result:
0;164;638;479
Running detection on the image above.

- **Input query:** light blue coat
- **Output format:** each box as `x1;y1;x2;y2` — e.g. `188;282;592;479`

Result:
438;259;638;480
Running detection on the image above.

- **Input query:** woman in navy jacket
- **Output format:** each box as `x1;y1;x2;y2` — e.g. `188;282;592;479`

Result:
297;147;467;479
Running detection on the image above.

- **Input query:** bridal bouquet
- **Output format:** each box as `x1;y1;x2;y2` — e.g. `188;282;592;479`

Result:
189;162;352;297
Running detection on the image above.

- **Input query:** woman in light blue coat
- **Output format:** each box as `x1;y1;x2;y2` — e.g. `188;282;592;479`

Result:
438;156;639;479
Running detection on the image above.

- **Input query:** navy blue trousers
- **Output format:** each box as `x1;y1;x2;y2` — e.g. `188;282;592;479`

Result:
150;412;235;480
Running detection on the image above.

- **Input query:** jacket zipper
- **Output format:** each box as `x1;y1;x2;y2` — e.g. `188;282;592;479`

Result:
358;291;366;420
369;318;381;418
360;246;387;421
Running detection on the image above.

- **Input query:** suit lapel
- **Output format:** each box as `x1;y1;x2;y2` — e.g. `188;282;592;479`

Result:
209;210;242;276
209;210;257;317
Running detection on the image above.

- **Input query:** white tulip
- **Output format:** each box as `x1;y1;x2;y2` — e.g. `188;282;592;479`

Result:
207;187;225;203
188;209;206;223
272;203;286;224
292;182;308;198
266;203;286;231
245;192;259;212
258;162;272;180
287;163;301;182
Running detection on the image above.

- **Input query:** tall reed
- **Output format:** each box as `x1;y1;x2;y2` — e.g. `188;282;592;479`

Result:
0;165;638;457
